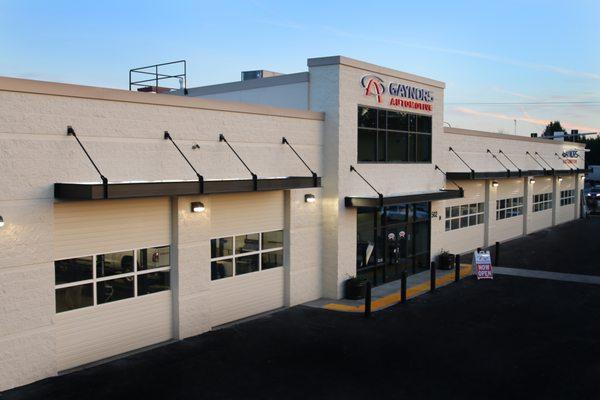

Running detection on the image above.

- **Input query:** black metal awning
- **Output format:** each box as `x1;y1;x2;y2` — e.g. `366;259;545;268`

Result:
55;176;321;200
345;189;463;208
445;168;586;180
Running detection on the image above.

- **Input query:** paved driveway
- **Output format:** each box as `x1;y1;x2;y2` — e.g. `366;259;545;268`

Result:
4;272;600;400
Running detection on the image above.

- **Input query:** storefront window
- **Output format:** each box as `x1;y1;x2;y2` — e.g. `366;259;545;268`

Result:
358;106;432;163
357;210;377;268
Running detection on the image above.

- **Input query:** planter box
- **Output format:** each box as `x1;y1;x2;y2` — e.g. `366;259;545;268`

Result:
438;253;455;270
345;278;367;300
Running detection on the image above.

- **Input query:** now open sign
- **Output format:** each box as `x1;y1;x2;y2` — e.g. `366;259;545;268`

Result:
473;251;493;280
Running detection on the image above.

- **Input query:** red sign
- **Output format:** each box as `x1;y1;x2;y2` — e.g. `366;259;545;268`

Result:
360;74;434;113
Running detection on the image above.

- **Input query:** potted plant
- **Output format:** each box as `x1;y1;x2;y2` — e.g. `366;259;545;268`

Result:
438;250;455;270
345;276;367;300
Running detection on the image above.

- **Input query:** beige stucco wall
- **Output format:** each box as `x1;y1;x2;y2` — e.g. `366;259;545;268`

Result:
0;77;324;391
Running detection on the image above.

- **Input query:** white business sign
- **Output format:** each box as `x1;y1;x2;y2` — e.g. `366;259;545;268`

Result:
473;251;493;280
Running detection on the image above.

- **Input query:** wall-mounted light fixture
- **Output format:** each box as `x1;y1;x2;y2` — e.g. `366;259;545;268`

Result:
492;181;499;188
529;178;536;184
558;177;563;182
191;202;205;213
304;194;316;203
0;215;4;228
581;175;585;180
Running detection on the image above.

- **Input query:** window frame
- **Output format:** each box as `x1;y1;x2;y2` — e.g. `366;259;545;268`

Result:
357;105;432;164
210;230;284;281
54;245;171;313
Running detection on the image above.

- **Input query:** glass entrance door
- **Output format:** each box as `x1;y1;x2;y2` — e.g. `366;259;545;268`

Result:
356;202;431;286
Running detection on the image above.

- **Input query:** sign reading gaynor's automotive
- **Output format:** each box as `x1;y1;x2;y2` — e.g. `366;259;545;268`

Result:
360;74;434;112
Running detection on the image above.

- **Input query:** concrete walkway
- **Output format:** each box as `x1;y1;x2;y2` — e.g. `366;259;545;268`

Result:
304;264;472;313
494;266;600;285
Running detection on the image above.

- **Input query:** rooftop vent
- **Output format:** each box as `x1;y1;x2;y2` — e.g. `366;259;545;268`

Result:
241;70;282;81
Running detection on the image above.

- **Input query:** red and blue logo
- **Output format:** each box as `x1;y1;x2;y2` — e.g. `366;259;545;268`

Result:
361;75;385;103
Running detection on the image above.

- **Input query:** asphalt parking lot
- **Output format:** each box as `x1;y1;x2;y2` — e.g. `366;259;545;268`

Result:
464;217;600;276
4;219;600;400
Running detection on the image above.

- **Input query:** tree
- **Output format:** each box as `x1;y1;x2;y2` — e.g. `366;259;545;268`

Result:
580;136;600;168
543;121;566;137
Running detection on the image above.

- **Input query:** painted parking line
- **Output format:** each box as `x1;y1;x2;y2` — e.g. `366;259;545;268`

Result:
323;264;473;313
493;267;600;285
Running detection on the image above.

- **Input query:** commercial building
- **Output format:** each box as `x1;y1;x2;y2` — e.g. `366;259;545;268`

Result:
0;56;586;390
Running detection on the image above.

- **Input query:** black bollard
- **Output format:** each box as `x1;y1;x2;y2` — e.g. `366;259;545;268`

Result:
495;241;500;266
400;270;407;303
455;254;461;282
364;281;372;318
430;261;436;292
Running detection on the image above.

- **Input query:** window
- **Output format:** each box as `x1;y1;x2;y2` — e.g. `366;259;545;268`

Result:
210;230;284;280
496;197;523;220
560;189;575;206
445;202;484;231
357;106;432;163
54;246;171;313
533;193;553;212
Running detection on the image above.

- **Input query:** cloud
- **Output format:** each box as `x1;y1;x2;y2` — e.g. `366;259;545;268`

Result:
453;107;599;132
491;86;538;100
320;27;600;81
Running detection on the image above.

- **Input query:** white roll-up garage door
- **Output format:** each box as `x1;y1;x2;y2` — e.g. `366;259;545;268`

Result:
209;191;285;327
54;197;173;371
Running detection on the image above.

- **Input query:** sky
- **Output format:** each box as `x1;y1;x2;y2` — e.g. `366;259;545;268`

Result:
1;0;599;135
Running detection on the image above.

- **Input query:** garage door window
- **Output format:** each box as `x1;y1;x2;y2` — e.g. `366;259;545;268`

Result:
54;245;171;313
211;230;284;280
560;189;575;206
496;197;523;220
533;193;553;212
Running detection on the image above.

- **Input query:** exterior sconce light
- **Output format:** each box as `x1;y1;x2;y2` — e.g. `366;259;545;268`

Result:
0;215;4;228
529;178;536;184
581;175;585;180
558;177;563;182
304;194;316;203
191;202;205;213
492;181;499;188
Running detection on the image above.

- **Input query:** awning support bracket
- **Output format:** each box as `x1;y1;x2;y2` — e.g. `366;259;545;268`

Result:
350;165;383;207
486;149;511;176
448;147;475;178
219;134;258;191
164;131;204;193
434;165;464;196
67;125;109;199
526;151;547;173
534;152;555;174
282;137;318;187
498;150;522;177
554;153;575;172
